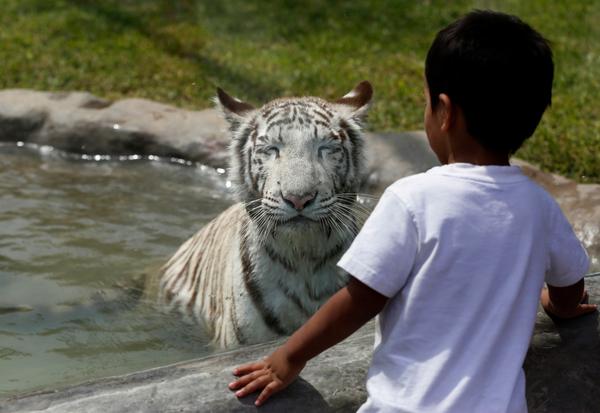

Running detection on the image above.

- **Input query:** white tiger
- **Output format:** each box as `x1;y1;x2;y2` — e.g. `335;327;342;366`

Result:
157;81;373;347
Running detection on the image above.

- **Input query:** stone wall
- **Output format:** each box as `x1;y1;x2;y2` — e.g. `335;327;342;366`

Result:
0;90;229;167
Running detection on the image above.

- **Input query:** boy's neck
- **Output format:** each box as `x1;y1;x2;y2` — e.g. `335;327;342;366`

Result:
445;131;510;166
446;151;510;166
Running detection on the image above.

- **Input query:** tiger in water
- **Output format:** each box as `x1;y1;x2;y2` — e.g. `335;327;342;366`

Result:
157;81;374;347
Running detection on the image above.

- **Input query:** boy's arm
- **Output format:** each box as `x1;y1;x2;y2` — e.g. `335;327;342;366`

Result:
540;278;597;319
228;277;388;406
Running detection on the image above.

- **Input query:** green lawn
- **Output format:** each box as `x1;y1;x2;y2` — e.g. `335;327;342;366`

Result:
1;0;598;182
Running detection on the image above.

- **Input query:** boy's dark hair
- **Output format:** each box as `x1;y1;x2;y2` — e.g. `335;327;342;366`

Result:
425;10;554;154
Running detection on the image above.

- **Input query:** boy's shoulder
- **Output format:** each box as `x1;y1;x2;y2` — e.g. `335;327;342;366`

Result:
385;171;429;198
387;168;438;190
386;164;559;210
385;167;454;198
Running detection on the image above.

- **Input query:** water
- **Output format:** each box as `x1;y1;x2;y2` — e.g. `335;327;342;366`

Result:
0;143;234;397
1;142;598;399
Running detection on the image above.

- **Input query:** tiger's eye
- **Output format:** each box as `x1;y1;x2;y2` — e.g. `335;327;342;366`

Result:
318;146;329;158
266;145;280;158
318;145;341;159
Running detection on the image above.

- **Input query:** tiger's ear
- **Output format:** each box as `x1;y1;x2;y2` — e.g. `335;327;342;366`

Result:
335;80;373;122
215;87;256;131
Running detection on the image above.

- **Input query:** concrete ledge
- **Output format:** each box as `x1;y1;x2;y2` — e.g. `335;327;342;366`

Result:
526;294;600;413
0;90;230;167
3;277;600;413
1;327;373;413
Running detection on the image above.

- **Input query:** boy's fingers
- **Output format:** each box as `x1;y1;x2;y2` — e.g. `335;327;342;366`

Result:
232;361;265;376
235;375;272;398
229;369;267;389
255;381;282;406
578;303;597;315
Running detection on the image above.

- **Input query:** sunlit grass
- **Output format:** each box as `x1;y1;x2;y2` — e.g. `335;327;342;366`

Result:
1;0;598;181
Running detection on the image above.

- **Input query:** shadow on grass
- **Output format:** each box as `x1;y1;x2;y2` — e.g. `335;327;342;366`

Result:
65;0;286;103
197;0;460;44
63;0;462;103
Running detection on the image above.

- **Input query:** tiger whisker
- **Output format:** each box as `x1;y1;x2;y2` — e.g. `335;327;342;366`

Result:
329;206;362;236
331;202;372;215
324;211;348;238
329;204;371;222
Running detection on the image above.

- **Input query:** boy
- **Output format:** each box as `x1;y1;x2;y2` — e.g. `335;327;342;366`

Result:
228;10;596;412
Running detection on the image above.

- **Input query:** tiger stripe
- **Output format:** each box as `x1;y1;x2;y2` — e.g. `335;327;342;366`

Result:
275;278;312;318
240;220;286;336
264;244;295;272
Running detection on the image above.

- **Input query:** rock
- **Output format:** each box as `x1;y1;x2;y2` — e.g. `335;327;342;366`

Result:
3;278;599;413
362;131;439;195
0;90;230;167
526;277;600;413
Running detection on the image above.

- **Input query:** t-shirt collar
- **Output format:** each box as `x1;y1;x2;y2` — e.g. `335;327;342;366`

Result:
427;162;527;184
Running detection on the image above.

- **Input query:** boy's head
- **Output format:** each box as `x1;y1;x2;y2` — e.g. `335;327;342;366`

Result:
425;10;554;155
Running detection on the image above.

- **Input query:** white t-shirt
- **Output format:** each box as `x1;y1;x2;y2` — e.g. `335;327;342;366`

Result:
338;163;589;413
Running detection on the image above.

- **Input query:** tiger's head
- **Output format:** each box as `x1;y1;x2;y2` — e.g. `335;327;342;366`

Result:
216;82;373;237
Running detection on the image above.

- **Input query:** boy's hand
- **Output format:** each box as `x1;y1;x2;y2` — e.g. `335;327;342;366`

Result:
541;287;597;320
228;346;305;406
228;278;387;406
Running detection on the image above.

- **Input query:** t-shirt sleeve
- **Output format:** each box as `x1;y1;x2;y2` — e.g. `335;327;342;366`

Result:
545;202;590;287
337;189;418;298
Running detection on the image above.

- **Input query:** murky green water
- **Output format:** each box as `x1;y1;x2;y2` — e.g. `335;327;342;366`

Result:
0;143;234;397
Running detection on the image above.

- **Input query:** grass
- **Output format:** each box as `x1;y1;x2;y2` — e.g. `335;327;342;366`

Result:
1;0;598;182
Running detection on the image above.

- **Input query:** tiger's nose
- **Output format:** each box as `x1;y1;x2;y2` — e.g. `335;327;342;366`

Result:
282;192;317;211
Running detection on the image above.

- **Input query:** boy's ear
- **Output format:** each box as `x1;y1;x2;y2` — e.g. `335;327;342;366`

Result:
215;87;256;131
437;93;453;132
334;80;373;123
